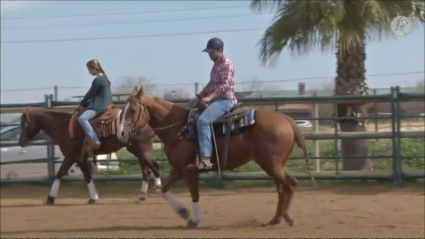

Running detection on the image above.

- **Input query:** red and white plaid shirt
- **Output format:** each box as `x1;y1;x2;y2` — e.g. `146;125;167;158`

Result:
201;55;237;104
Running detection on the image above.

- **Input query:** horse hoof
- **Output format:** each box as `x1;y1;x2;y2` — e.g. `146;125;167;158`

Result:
87;199;96;204
136;196;146;202
284;217;294;226
154;186;162;193
177;208;190;221
46;196;55;205
267;218;281;226
187;219;199;228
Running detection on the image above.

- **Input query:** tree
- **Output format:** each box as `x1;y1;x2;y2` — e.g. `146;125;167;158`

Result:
113;76;158;96
414;80;425;93
163;89;191;100
251;1;424;170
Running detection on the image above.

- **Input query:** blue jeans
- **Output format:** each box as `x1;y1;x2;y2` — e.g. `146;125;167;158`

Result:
197;99;234;158
78;110;99;142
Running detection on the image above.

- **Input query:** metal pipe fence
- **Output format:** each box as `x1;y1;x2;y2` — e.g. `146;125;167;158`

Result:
1;86;423;187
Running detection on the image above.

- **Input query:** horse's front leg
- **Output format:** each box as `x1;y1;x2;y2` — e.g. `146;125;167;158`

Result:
45;157;74;205
160;167;190;221
184;165;201;228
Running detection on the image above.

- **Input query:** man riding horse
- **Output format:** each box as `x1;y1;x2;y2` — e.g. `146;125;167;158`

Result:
188;37;237;171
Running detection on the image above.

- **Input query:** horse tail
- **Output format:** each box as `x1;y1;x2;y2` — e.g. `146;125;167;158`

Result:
285;116;317;187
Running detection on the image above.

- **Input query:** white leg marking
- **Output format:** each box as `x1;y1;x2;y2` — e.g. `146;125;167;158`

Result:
162;191;182;213
192;202;201;223
118;103;130;140
136;180;148;202
141;180;149;194
155;177;162;187
87;181;99;200
140;180;148;197
49;179;60;198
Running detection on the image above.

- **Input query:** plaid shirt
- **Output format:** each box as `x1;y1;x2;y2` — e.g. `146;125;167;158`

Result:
201;55;237;104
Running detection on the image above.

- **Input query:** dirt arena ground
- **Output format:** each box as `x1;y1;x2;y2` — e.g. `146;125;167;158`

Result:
1;183;424;238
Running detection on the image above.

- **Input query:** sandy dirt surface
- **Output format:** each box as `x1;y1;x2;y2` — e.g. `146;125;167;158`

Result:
1;184;424;238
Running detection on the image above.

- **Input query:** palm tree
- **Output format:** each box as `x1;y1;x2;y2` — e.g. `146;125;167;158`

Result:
251;0;424;170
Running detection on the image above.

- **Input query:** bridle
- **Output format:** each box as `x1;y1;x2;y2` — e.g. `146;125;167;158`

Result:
122;98;150;138
123;97;186;136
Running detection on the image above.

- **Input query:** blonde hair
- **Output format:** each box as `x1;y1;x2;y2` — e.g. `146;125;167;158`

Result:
86;59;111;86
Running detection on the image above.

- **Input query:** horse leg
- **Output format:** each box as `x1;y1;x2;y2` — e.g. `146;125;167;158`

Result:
257;162;289;226
281;171;295;226
76;158;99;204
184;166;201;228
160;167;190;221
139;161;151;202
45;157;74;205
126;145;162;202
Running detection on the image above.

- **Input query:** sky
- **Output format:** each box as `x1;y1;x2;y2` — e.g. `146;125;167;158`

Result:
1;1;424;105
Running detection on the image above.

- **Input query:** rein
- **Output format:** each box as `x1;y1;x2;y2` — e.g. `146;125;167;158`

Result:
129;97;188;156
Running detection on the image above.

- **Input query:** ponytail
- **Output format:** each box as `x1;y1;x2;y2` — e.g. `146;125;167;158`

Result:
98;63;111;86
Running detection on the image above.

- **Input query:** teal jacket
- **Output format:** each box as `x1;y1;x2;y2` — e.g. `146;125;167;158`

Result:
80;75;113;115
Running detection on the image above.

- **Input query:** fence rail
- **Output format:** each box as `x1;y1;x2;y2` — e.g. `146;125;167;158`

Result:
1;86;424;187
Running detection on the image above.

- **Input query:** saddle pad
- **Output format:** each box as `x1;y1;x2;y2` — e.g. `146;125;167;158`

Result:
98;109;122;138
222;108;256;134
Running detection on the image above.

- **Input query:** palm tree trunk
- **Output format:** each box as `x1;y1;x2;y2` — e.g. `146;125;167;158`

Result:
335;35;373;171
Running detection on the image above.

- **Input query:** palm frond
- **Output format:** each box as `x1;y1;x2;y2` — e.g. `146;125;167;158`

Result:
257;1;338;65
250;0;287;14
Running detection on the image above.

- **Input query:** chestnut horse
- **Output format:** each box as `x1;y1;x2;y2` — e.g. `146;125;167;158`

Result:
18;106;162;205
121;86;315;228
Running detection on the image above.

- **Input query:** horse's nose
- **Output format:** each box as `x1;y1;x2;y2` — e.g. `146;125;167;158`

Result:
121;131;125;137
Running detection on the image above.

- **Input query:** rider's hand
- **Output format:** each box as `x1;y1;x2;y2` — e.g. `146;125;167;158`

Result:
201;96;212;104
188;97;199;108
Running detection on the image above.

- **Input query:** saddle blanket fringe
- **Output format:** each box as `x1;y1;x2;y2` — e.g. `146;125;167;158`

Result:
99;110;122;138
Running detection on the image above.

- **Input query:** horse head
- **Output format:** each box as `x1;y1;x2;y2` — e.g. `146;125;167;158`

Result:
120;86;150;142
19;107;42;147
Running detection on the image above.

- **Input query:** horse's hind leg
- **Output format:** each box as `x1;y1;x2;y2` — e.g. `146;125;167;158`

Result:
77;157;99;204
281;172;295;226
45;157;74;205
257;161;289;226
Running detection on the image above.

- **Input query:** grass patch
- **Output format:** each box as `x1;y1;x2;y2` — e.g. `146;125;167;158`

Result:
103;138;424;176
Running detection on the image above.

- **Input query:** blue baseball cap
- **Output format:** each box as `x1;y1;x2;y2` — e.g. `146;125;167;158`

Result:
202;38;224;52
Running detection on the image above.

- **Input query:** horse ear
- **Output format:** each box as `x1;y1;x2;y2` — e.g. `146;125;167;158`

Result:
22;107;30;114
131;86;139;95
22;107;30;120
136;86;144;98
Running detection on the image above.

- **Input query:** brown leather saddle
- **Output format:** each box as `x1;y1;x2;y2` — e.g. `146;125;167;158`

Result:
68;105;121;139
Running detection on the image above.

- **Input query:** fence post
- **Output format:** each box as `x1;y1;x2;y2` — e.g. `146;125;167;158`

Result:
54;85;58;101
45;95;55;185
332;100;340;176
373;89;378;141
395;87;403;187
390;87;397;186
312;92;320;172
194;82;199;96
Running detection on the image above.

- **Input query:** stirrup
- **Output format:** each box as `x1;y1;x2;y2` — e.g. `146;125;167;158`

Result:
197;158;213;171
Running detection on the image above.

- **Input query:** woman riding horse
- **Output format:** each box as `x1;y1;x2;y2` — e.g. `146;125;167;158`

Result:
78;59;113;151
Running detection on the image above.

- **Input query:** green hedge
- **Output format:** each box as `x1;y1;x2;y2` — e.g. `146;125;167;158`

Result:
99;138;424;175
